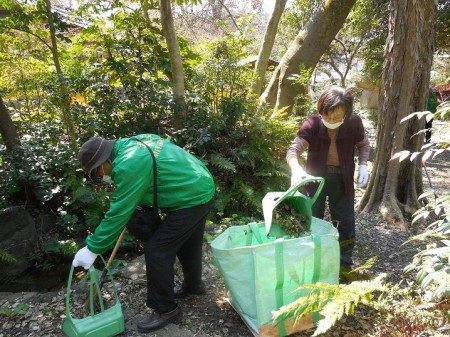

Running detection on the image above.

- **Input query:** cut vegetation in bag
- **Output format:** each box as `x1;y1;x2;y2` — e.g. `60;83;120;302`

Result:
273;201;310;237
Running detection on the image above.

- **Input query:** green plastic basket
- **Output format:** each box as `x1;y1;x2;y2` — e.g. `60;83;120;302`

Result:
262;175;325;235
62;257;125;337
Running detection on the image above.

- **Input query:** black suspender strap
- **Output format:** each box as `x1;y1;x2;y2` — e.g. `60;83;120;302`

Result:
134;138;158;210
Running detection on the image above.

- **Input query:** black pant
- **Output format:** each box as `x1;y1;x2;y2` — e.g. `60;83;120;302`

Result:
311;171;355;267
144;198;215;313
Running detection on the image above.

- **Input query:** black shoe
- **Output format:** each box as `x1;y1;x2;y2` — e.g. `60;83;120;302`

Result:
137;305;182;332
174;282;206;298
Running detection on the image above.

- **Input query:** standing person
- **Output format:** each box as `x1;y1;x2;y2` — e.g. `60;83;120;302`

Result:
286;86;370;270
72;134;215;332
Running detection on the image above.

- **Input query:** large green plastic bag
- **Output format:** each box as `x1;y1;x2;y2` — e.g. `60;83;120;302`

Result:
211;220;339;335
210;178;339;336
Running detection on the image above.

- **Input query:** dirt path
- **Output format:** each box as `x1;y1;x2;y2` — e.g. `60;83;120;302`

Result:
422;120;450;197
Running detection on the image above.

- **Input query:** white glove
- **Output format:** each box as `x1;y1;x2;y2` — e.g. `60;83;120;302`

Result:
357;165;369;188
72;246;98;270
290;166;308;186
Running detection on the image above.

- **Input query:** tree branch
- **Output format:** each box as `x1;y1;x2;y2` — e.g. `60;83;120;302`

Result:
0;24;52;50
216;0;241;33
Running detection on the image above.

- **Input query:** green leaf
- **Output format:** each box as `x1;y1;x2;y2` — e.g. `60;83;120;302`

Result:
13;303;29;315
209;153;236;172
421;273;435;289
0;306;14;316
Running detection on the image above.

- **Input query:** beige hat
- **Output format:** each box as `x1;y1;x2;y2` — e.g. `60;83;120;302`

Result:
77;137;115;175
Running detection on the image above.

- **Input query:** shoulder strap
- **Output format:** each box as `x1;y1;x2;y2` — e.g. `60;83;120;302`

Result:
134;138;158;209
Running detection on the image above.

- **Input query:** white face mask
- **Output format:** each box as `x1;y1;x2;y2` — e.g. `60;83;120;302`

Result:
102;175;113;184
322;119;344;129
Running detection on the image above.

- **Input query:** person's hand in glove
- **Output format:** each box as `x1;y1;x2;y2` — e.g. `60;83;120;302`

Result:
290;165;308;187
72;246;98;270
357;165;369;188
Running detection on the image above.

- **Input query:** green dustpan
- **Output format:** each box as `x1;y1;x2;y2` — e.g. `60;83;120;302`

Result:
262;175;325;236
62;257;125;337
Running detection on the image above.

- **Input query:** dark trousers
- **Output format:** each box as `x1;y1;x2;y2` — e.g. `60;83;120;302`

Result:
311;170;355;267
144;198;215;312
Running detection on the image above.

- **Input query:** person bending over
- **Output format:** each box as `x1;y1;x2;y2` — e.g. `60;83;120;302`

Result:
73;134;215;332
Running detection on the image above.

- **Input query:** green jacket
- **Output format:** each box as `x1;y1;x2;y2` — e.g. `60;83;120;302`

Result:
86;134;215;254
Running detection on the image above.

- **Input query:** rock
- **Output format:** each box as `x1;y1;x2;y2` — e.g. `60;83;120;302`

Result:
35;211;57;235
0;207;38;276
121;254;146;285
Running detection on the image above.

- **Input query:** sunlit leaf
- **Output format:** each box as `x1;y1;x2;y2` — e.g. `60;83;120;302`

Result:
412;211;429;224
400;111;426;123
421;273;434;289
410;152;421;161
433;149;445;159
441;240;450;247
390;150;410;162
418;191;434;200
418;246;450;256
421;150;433;164
421;142;435;151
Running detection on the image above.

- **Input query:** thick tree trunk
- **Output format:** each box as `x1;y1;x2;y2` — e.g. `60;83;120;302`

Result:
259;0;356;115
250;0;288;97
0;96;20;150
160;0;186;130
358;0;436;229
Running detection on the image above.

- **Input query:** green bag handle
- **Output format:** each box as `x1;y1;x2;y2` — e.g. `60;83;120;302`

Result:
284;175;325;205
272;234;323;334
248;223;264;244
65;255;119;317
274;239;287;337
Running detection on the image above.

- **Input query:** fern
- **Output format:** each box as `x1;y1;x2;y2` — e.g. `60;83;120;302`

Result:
272;274;387;336
0;248;17;264
236;180;262;211
340;256;378;282
209;153;236;172
177;93;299;216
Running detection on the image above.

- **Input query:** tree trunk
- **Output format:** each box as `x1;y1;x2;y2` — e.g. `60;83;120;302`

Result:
249;0;288;98
358;0;436;229
160;0;186;130
43;0;77;150
208;0;222;21
259;0;356;115
0;95;20;150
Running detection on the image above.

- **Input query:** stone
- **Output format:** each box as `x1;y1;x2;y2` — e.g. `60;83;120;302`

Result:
0;206;37;276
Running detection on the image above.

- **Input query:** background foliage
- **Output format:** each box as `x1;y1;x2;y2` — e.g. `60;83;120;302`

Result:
0;0;303;252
